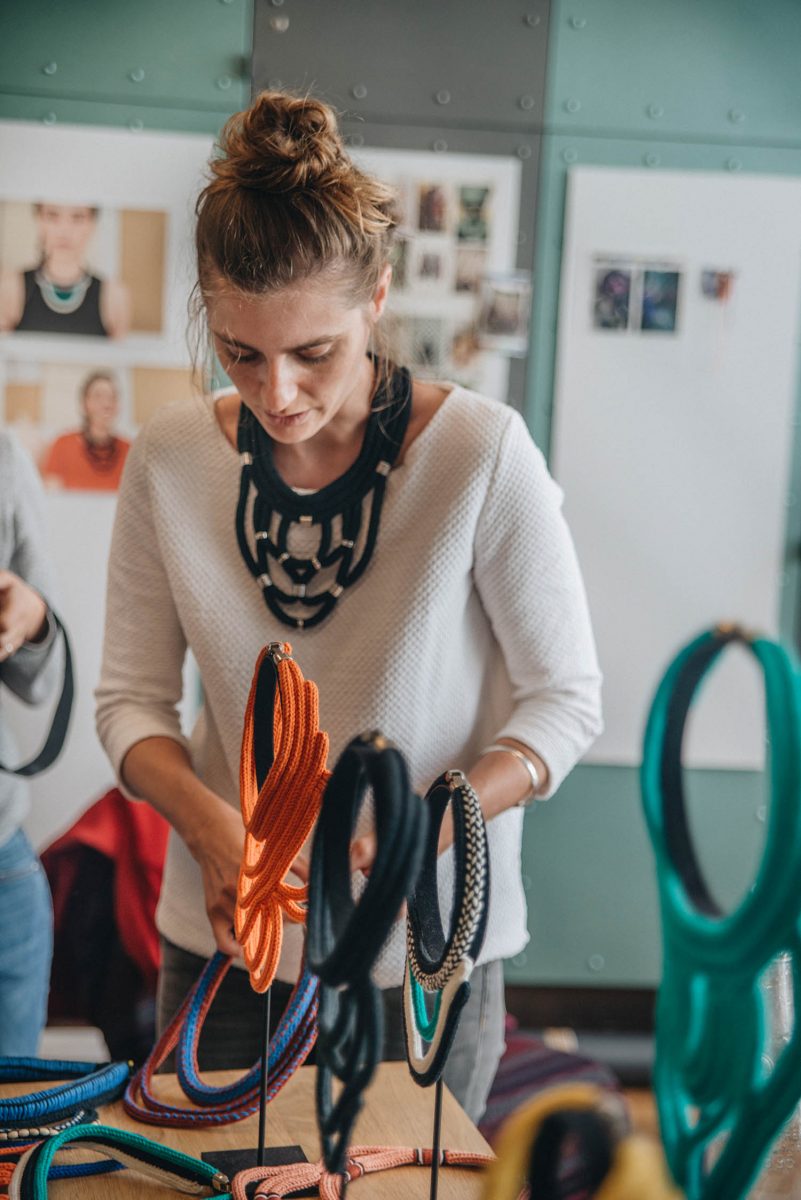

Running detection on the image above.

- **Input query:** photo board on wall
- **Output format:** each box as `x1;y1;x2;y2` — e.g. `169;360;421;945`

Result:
0;119;213;847
551;166;801;770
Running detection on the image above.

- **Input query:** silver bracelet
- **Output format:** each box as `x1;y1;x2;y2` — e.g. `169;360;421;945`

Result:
480;743;543;809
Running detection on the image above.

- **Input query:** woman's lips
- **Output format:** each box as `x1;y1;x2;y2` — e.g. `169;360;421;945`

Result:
263;410;310;427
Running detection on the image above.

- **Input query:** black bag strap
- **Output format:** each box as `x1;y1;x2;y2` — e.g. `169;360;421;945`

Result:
0;611;74;777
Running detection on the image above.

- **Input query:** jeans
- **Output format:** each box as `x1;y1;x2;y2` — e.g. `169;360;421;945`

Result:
0;829;53;1055
158;938;506;1124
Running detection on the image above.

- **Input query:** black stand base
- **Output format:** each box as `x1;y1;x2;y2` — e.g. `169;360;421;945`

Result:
202;1145;308;1178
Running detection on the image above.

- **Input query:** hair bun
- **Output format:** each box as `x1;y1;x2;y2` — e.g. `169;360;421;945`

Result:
215;91;348;193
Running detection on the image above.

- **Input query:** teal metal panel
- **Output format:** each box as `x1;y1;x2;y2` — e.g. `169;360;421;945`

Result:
506;764;766;987
520;0;801;988
0;0;250;126
545;0;801;144
0;94;241;135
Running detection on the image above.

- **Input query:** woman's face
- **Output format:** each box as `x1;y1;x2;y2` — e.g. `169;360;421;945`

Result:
207;269;390;445
82;378;118;434
36;204;97;260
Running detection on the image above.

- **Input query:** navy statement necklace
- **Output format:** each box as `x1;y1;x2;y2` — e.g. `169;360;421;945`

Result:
235;363;411;630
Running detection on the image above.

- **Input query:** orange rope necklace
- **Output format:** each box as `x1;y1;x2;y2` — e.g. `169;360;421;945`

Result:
235;642;331;992
231;1145;495;1200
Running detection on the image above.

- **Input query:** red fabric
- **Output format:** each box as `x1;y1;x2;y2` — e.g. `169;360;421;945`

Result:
41;788;168;987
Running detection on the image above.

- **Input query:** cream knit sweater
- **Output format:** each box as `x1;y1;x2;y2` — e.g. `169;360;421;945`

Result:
96;385;602;986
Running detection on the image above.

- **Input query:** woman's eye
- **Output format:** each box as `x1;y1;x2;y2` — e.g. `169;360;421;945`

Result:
300;349;334;364
223;347;259;366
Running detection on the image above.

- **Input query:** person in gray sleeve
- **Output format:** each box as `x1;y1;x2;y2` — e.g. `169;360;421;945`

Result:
0;432;63;1054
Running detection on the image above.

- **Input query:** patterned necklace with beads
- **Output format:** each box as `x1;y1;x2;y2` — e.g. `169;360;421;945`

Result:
82;433;121;472
235;364;411;630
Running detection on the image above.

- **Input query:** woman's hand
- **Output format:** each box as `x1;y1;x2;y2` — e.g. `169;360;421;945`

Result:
187;801;245;958
350;833;377;876
0;570;48;661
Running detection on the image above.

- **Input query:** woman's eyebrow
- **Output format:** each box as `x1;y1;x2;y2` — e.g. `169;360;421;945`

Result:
211;330;339;353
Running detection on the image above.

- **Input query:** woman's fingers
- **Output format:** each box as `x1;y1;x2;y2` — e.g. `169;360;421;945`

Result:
350;833;377;875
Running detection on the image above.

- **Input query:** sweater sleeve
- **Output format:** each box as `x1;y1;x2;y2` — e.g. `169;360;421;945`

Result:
95;423;189;788
1;436;61;705
473;409;603;796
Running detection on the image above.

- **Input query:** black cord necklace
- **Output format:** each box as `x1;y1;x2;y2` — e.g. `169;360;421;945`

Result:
307;731;428;1174
235;364;411;631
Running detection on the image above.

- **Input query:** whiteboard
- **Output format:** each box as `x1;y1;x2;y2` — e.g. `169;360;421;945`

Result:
551;167;801;769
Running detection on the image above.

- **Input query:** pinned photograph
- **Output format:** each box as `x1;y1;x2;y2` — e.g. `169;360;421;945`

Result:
592;267;632;331
2;359;195;489
450;325;481;371
417;183;449;233
406;316;446;373
701;269;736;302
477;272;531;356
457;186;491;243
455;245;487;294
0;200;167;339
412;240;454;291
641;269;680;333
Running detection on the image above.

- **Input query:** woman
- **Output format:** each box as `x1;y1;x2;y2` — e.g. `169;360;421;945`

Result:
42;372;131;491
0;433;62;1054
0;203;129;338
96;91;602;1122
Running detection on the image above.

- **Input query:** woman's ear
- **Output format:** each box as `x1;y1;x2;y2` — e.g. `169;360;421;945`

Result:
369;263;393;323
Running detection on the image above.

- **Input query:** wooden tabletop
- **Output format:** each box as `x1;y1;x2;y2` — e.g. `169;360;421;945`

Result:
4;1064;491;1198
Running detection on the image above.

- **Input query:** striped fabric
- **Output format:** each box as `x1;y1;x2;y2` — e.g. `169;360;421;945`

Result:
480;1018;620;1146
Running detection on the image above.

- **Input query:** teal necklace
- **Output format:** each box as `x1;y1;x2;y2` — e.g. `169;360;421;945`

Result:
34;269;92;316
641;625;801;1200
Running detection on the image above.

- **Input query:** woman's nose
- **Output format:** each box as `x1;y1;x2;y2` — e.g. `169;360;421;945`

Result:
260;360;298;411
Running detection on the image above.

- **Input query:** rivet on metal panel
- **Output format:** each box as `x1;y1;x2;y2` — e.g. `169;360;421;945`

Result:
434;89;451;105
644;152;661;167
564;98;581;114
42;112;57;125
128;119;144;132
129;67;145;83
267;78;283;89
270;14;289;31
569;16;587;29
432;139;448;152
562;148;578;163
217;75;232;89
726;157;743;172
728;108;746;124
588;954;605;972
523;13;541;26
647;104;664;119
519;94;536;111
42;62;58;76
517;145;532;160
351;83;367;100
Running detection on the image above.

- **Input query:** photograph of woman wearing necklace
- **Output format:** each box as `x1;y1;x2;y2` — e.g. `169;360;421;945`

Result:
96;90;602;1124
42;371;130;491
0;203;129;338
